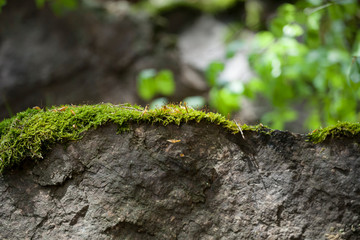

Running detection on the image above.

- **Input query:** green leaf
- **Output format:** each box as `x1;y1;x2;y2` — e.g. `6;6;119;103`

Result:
137;69;157;101
243;78;264;98
352;31;360;56
306;11;321;30
282;23;304;37
138;78;156;101
209;88;240;115
137;69;175;101
270;18;287;37
205;61;225;87
278;3;296;22
328;3;344;20
245;0;262;30
155;70;175;96
252;31;275;49
342;1;358;17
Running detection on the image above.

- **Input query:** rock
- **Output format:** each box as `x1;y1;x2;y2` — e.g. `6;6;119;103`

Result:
178;15;227;71
0;0;152;119
0;0;211;120
1;123;359;239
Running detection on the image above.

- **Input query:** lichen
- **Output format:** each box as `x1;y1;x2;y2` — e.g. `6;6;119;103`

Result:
308;122;360;144
0;103;265;173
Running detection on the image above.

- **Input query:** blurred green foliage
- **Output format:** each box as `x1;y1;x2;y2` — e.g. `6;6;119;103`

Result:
137;69;175;101
134;0;238;14
0;0;78;15
0;0;6;13
1;0;240;14
136;0;360;131
209;87;241;116
206;61;225;87
244;0;360;130
206;62;243;115
1;0;359;131
349;56;360;87
36;0;78;15
245;0;262;30
137;67;208;110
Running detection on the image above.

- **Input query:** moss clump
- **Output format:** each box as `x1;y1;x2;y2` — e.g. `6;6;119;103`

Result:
0;103;264;173
308;122;360;143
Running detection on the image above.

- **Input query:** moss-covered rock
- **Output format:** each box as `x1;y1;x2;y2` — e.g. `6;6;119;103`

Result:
1;103;360;173
308;122;360;143
1;113;360;239
0;103;266;173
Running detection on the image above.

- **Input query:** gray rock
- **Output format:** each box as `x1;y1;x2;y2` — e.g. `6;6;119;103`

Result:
0;0;211;120
1;123;359;239
178;15;226;71
0;0;152;119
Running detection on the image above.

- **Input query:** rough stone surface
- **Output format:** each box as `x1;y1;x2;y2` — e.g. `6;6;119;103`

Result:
1;123;359;239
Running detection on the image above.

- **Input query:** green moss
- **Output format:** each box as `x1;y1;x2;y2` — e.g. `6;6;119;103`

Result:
2;103;359;173
308;122;360;144
0;103;266;173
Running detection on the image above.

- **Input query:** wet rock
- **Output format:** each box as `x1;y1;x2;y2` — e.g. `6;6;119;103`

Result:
1;123;359;239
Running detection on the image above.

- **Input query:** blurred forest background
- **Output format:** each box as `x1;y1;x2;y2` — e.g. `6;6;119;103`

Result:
0;0;359;133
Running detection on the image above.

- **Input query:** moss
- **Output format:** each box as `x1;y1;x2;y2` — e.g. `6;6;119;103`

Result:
308;122;360;144
0;103;266;173
2;103;359;173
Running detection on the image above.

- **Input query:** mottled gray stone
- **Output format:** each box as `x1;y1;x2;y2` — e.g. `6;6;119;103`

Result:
0;0;152;119
0;123;359;239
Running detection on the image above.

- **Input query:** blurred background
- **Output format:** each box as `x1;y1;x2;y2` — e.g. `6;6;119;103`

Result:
0;0;359;133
